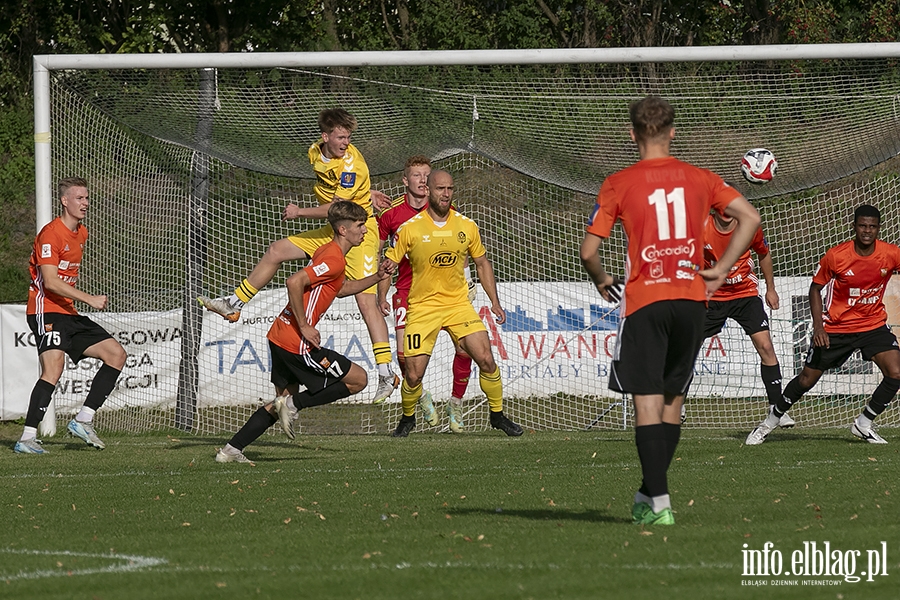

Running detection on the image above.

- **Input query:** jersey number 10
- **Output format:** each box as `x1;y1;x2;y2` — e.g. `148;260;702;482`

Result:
648;188;686;241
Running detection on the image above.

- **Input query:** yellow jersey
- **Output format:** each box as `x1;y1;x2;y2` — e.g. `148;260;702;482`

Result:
307;141;373;216
385;209;486;309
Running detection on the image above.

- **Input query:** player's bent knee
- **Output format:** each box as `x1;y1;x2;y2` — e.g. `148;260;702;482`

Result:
267;238;307;264
90;339;127;369
344;364;369;394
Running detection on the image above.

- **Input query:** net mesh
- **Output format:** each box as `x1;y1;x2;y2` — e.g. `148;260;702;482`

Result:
45;59;900;434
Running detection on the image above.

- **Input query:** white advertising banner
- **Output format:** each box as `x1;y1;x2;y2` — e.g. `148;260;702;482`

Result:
2;276;898;420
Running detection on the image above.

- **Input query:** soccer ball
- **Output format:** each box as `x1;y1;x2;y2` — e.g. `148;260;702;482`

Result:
741;148;777;184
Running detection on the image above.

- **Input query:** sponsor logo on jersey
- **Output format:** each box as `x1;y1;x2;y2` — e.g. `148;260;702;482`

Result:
58;260;70;270
640;239;696;262
430;252;458;267
313;262;330;276
422;235;431;243
41;244;52;258
340;172;356;188
845;269;855;276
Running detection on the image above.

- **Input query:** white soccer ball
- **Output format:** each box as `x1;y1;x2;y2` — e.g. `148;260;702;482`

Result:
741;148;777;184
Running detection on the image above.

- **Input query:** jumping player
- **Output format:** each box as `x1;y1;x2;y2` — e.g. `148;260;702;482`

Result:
199;108;399;404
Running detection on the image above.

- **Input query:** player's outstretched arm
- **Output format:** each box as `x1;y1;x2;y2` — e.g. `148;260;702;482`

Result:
473;254;505;324
340;260;396;298
38;264;108;310
370;189;392;214
286;270;320;348
700;196;761;297
808;282;830;349
374;239;393;316
759;252;780;310
283;202;331;221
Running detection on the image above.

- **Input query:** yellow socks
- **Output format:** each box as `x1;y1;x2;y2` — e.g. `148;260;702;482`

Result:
234;279;259;304
400;379;422;417
479;367;503;412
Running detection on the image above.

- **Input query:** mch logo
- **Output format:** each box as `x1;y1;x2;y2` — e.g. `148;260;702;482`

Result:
430;252;458;267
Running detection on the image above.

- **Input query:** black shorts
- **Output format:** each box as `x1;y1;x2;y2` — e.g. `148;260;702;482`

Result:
269;341;353;394
805;325;900;372
704;296;770;338
609;300;706;396
27;313;113;363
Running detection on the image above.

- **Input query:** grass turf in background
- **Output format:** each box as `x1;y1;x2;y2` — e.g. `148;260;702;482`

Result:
1;422;898;599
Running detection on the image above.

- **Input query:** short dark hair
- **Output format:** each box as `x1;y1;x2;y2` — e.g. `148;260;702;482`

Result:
854;204;881;224
58;177;88;200
327;200;367;229
318;108;357;134
629;96;675;143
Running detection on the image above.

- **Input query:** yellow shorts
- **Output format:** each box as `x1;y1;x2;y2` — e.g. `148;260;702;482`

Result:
288;215;379;294
403;302;486;357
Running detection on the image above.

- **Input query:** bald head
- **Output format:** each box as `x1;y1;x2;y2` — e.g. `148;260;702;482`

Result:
427;170;454;218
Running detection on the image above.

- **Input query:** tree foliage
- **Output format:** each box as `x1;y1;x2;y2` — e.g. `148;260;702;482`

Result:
0;0;898;301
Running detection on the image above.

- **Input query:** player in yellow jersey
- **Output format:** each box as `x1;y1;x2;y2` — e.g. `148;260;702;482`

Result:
383;170;523;437
199;108;399;403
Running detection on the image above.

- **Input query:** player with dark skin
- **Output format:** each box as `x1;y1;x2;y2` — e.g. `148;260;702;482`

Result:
747;205;900;445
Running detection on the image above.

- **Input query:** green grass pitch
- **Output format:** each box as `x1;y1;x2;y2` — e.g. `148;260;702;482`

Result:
1;422;898;599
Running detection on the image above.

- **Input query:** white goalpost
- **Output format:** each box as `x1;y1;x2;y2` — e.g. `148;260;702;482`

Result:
31;43;900;436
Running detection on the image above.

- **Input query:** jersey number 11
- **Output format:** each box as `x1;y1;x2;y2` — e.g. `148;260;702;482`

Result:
648;188;686;241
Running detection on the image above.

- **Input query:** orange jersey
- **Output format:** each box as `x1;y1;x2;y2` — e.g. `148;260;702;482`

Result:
27;217;88;316
267;241;347;354
704;220;769;301
812;239;900;333
586;156;741;317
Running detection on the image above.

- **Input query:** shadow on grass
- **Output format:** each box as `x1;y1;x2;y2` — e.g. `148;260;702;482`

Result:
449;506;631;524
165;437;346;463
723;430;862;443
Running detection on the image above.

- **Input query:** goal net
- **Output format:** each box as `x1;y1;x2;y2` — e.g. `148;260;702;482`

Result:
36;51;900;434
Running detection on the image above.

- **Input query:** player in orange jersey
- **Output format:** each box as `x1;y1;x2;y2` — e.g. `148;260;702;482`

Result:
683;210;794;428
376;156;474;432
15;178;127;454
580;96;760;525
746;204;900;445
199;108;399;405
215;202;394;464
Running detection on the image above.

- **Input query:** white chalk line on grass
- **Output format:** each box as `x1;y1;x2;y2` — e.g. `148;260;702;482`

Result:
0;454;884;483
0;548;734;581
147;559;735;576
0;548;167;582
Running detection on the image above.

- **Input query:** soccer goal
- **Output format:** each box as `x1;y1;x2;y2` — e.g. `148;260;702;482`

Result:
30;44;900;435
